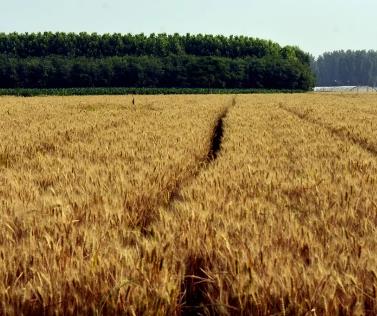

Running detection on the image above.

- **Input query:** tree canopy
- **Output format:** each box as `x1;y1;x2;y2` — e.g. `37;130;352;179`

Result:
0;32;314;90
312;50;377;87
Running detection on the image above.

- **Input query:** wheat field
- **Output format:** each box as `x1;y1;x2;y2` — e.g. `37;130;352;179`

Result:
1;94;377;315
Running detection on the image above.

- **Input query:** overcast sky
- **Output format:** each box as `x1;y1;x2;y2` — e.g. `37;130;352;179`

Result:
1;0;375;57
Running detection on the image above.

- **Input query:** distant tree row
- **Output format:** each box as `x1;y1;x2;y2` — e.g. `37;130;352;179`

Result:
0;55;313;90
0;32;309;62
0;32;314;90
312;50;377;86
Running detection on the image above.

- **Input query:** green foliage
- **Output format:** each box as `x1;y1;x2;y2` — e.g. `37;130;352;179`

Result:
0;32;306;60
0;32;315;91
312;50;377;86
0;55;314;90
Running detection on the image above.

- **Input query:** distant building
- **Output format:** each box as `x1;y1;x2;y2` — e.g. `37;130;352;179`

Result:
314;86;377;92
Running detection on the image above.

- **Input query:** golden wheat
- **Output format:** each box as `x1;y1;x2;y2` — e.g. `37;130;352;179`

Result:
158;94;377;315
1;93;377;315
0;95;229;315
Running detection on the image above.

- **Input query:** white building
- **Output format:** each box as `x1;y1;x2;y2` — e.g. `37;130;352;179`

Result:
314;86;377;92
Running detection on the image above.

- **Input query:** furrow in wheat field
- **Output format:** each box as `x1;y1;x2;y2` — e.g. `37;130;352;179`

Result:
277;94;377;155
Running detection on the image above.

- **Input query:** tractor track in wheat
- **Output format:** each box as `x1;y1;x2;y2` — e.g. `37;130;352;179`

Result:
280;105;377;158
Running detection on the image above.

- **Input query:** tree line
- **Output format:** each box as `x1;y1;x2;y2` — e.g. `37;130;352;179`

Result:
0;32;314;90
0;32;310;61
312;50;377;86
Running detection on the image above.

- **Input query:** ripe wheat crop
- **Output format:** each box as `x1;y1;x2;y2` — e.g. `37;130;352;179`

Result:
1;93;377;315
0;95;228;315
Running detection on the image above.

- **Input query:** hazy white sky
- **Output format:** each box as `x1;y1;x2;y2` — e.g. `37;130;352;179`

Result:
1;0;376;56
